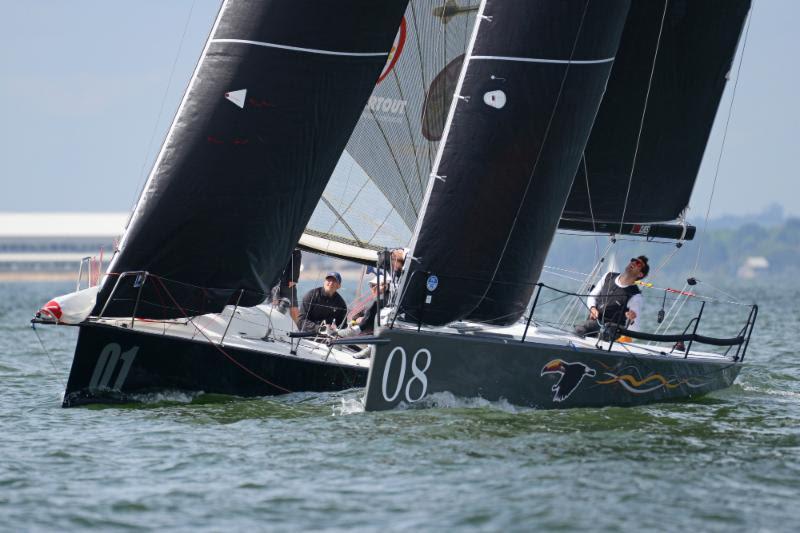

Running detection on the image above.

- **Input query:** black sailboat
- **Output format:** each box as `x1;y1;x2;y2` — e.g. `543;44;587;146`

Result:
37;0;413;406
35;0;487;407
360;0;758;411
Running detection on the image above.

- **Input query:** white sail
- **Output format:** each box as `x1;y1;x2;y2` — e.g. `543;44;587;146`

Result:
303;0;479;258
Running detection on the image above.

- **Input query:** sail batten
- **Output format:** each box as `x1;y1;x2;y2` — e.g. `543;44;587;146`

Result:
208;39;392;57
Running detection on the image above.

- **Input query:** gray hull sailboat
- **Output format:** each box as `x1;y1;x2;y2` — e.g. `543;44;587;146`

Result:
356;0;757;411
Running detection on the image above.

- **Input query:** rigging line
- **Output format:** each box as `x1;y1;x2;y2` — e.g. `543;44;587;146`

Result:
470;0;593;313
153;277;292;393
616;0;669;235
367;105;419;221
567;239;615;325
30;324;67;389
543;265;592;277
582;153;601;264
321;174;371;238
129;0;197;224
367;205;399;244
317;110;364;254
652;282;689;336
691;2;755;276
409;1;435;171
648;241;682;280
320;191;364;247
390;68;426;199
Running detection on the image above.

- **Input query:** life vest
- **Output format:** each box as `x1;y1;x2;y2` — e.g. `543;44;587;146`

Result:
594;272;640;325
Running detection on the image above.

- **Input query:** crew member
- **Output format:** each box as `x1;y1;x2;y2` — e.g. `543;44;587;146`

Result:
298;272;347;333
574;256;649;339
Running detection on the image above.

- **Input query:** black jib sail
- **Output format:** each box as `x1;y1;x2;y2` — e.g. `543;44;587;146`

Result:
95;0;409;318
562;0;752;226
467;0;751;325
399;0;632;326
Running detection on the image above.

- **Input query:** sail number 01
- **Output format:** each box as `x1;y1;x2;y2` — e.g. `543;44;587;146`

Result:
381;347;431;403
89;343;138;391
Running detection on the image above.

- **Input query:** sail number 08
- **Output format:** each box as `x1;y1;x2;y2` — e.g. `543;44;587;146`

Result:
381;347;431;403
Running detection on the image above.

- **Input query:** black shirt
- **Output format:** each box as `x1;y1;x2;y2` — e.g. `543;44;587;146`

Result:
298;287;347;332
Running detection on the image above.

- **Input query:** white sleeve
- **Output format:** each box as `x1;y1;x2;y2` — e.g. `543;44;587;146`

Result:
587;279;604;309
626;293;643;332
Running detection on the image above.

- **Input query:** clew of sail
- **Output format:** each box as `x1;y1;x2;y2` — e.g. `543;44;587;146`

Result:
399;0;632;326
94;0;410;318
301;0;478;260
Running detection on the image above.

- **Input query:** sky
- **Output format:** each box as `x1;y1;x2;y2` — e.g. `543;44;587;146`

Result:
1;0;798;222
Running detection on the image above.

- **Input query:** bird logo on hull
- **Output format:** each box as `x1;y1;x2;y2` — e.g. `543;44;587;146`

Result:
541;359;596;402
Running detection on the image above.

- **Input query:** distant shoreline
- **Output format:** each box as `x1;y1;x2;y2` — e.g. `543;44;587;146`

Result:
0;267;366;284
0;272;78;282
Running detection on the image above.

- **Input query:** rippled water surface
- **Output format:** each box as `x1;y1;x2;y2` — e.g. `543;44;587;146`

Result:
2;281;798;531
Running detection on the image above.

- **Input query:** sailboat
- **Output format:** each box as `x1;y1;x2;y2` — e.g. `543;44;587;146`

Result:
36;0;758;411
34;0;479;407
355;0;758;411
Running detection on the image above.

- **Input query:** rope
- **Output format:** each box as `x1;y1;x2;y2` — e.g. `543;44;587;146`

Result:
129;0;197;221
581;153;602;264
691;3;755;276
617;0;669;234
30;323;66;389
153;277;292;393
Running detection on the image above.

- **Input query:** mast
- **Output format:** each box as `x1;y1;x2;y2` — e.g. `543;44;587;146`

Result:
94;0;409;318
398;0;632;326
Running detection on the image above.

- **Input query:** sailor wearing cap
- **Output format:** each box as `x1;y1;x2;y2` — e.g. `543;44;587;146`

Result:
334;275;386;358
574;256;649;339
298;272;348;333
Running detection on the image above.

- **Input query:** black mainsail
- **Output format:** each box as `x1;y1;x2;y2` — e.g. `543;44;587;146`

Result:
95;0;409;318
399;0;632;326
562;0;752;226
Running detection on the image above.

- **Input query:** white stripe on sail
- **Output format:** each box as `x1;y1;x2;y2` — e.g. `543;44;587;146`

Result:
470;55;615;64
210;38;389;57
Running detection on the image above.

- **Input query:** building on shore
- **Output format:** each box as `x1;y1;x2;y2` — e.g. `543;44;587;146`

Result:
0;212;127;281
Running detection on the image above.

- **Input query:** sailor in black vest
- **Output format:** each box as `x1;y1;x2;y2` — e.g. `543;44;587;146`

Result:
574;256;649;339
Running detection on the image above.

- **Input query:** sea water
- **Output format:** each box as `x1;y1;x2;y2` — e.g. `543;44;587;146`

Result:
1;281;798;531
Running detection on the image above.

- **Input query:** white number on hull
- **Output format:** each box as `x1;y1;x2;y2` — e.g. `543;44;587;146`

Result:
89;343;138;391
381;347;431;403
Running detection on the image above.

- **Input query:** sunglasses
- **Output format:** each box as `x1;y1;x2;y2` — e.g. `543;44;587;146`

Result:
630;258;644;267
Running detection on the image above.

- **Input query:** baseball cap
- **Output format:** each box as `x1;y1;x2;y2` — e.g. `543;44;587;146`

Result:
325;272;342;284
